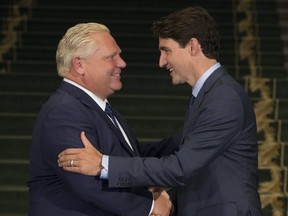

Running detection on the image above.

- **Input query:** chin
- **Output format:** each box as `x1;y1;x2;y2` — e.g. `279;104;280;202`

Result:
172;80;181;85
113;84;122;91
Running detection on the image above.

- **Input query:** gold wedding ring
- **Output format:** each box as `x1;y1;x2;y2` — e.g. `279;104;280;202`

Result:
70;159;74;167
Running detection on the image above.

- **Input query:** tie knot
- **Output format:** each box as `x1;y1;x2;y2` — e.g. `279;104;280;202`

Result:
105;103;119;128
105;103;114;118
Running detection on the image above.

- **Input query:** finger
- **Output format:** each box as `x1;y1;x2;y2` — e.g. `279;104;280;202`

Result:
149;187;164;193
80;131;94;149
58;160;67;168
80;132;103;157
58;159;69;167
57;155;75;163
161;190;170;200
62;166;81;173
58;148;82;158
58;158;77;167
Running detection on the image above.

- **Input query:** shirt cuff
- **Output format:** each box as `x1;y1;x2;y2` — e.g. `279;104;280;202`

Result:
100;155;153;216
149;199;154;216
100;155;109;179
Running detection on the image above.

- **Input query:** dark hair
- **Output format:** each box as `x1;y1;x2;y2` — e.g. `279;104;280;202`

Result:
151;7;220;60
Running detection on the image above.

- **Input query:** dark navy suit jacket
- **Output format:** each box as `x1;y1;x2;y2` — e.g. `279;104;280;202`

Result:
28;81;153;216
108;67;263;216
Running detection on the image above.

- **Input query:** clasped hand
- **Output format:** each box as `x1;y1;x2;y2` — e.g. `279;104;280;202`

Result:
58;131;103;176
150;188;173;216
58;132;174;216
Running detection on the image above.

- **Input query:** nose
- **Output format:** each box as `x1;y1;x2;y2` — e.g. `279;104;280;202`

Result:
118;56;126;68
159;53;167;68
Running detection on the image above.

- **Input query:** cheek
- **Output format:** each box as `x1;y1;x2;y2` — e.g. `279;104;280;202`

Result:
84;67;105;88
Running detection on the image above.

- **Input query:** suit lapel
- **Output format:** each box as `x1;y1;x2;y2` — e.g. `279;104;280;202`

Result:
59;81;137;156
196;66;226;106
181;67;227;139
112;108;140;156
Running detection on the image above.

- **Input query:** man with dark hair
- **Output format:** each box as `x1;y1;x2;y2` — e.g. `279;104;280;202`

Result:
58;7;263;216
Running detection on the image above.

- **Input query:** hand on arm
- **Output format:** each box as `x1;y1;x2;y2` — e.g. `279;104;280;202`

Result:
58;131;103;176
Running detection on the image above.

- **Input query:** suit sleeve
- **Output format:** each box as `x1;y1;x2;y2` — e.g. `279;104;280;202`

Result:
139;132;181;158
108;85;245;188
40;102;153;215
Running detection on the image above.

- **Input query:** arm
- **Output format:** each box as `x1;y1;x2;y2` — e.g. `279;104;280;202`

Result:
108;86;244;187
58;131;180;174
59;86;244;187
58;132;173;216
139;133;181;157
42;103;156;215
57;131;103;176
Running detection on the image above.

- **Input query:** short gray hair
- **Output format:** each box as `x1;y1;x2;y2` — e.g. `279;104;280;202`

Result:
56;22;110;77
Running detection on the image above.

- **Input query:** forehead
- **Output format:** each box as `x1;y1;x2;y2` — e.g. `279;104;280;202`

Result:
92;32;121;54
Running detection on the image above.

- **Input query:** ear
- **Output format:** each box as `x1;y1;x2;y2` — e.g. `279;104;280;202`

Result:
189;38;201;55
72;57;85;75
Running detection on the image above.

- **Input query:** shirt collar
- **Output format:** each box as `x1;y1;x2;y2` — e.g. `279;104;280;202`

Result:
192;62;221;97
63;78;107;111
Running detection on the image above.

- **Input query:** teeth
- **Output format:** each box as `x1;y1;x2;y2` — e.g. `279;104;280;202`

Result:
169;68;174;72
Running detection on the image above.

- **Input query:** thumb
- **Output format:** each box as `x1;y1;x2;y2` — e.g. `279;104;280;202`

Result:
80;131;94;149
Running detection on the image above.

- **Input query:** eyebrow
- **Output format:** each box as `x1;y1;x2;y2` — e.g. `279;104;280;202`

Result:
159;46;170;51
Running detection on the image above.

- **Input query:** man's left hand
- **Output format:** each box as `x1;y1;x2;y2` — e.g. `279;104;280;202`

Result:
58;131;103;176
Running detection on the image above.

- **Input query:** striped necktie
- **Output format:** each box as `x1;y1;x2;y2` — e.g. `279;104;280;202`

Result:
105;102;119;128
104;102;134;151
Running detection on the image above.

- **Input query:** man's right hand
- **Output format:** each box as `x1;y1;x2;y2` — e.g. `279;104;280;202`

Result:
151;190;172;216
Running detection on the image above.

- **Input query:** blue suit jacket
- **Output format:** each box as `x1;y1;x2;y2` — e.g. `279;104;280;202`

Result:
108;67;263;216
28;81;153;216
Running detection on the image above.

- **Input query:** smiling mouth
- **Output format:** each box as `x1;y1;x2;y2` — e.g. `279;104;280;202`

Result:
111;73;121;78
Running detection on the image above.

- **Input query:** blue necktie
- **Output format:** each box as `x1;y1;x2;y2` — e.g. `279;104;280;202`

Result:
189;95;196;107
105;102;134;151
186;95;196;119
105;103;119;128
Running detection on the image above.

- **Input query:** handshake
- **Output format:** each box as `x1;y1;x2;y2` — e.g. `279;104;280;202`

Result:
58;132;175;216
150;187;174;216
